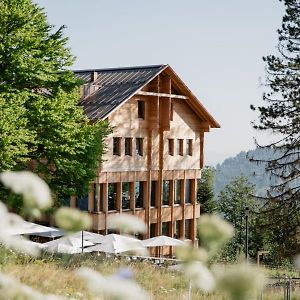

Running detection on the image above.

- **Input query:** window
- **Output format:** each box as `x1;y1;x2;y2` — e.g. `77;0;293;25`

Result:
93;182;99;212
99;183;104;211
113;137;121;155
136;138;143;156
185;179;192;204
150;223;156;238
151;181;157;207
185;219;191;239
135;181;144;208
108;183;117;211
122;182;130;210
174;220;181;239
162;180;170;206
170;102;174;121
168;139;174;156
174;180;182;205
162;222;170;236
138;100;145;119
76;194;88;211
186;139;193;156
176;139;183;156
125;138;132;156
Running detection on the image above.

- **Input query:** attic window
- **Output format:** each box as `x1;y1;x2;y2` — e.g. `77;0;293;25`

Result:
138;101;145;119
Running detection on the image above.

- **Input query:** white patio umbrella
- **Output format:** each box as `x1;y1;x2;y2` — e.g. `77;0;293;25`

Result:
34;228;64;239
4;221;63;236
141;235;186;247
43;236;94;254
70;231;103;243
85;234;145;254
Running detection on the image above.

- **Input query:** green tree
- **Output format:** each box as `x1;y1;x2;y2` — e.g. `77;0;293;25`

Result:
250;0;300;259
218;176;262;261
0;0;109;204
197;166;217;214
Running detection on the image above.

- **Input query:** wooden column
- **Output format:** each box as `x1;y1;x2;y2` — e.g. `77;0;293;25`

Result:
70;196;76;208
191;179;197;242
200;132;204;169
116;182;122;213
88;183;93;213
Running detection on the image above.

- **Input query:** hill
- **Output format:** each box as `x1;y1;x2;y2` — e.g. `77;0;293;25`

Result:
213;148;279;197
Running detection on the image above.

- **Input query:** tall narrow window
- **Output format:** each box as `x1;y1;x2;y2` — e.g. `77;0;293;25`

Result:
136;138;143;156
122;182;130;210
151;181;157;207
99;183;104;211
162;180;170;206
174;220;181;239
113;137;121;155
177;139;183;156
138;100;145;119
162;222;170;236
76;194;88;211
93;182;98;212
168;139;174;156
108;183;117;211
125;138;132;156
150;223;156;238
185;219;191;239
185;179;192;204
186;139;193;156
135;181;144;208
174;179;182;204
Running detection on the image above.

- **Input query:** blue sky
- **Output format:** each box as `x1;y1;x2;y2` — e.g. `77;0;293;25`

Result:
34;0;285;165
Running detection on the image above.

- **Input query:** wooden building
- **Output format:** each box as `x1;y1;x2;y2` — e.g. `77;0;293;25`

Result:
72;65;220;244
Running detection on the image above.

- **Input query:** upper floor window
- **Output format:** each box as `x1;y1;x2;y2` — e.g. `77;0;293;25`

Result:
186;139;193;156
168;139;174;156
177;139;183;156
185;179;193;204
125;137;132;156
113;137;121;156
136;138;143;156
138;100;145;119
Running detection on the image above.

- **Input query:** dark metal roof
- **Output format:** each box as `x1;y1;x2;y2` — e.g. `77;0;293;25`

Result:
74;65;167;120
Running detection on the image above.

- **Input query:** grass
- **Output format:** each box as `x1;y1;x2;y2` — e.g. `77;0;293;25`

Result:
0;247;299;299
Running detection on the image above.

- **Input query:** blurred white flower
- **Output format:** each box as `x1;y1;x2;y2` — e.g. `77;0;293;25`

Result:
0;272;66;300
176;245;208;263
77;267;150;300
184;261;215;293
198;214;234;251
0;201;40;256
108;213;146;234
215;264;266;300
55;207;91;232
0;171;52;217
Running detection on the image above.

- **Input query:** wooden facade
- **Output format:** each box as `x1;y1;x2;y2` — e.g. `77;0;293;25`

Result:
73;65;220;246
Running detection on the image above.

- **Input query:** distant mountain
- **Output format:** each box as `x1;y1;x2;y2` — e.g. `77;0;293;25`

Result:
213;148;279;197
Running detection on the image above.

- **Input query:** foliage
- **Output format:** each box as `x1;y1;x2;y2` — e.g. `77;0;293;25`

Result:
217;176;263;261
250;0;300;260
0;0;110;204
197;166;218;213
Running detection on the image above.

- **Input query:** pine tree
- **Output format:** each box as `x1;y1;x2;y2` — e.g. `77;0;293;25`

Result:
197;166;217;214
250;1;300;233
0;0;110;203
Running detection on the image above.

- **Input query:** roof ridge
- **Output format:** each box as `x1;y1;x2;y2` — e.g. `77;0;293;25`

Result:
73;64;167;73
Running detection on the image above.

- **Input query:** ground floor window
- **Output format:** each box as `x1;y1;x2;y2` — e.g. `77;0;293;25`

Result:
76;194;88;211
185;179;193;204
122;182;130;210
135;181;144;208
108;183;117;211
185;219;192;239
162;222;171;236
162;180;170;206
174;220;181;239
150;223;156;238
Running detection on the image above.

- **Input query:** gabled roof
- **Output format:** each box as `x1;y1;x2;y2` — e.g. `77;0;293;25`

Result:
74;65;220;128
74;65;167;120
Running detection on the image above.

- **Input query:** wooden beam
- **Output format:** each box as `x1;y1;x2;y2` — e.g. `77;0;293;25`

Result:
137;91;187;99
